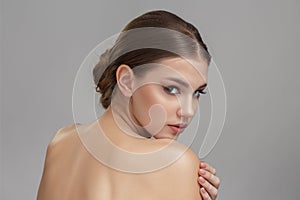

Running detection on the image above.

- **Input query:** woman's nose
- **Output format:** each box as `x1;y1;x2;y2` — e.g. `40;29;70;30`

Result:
176;99;195;119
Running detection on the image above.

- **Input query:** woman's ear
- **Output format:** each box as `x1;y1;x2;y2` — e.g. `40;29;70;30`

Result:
116;64;135;97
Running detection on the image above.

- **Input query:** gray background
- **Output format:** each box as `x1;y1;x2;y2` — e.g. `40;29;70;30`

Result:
1;0;300;199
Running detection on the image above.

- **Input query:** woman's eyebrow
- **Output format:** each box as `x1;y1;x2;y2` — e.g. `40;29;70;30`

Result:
165;77;207;90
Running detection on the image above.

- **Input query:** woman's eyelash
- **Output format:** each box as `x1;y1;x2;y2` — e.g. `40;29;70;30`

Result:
196;90;207;94
194;89;208;98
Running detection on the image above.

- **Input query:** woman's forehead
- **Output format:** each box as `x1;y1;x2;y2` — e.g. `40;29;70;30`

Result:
159;57;208;78
133;57;208;90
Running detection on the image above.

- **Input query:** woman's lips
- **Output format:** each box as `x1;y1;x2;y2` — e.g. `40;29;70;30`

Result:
167;125;186;134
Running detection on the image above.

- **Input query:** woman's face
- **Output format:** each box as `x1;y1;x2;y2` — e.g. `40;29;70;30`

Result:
129;57;208;139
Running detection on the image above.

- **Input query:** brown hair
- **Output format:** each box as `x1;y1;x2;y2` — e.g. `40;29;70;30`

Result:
93;10;211;109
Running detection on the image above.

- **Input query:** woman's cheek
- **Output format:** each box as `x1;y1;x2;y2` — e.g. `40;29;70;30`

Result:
132;86;176;126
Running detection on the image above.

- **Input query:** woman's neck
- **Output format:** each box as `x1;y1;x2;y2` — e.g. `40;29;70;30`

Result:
98;90;153;139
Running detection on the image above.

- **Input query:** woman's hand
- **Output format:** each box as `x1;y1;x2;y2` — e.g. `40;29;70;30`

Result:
198;162;220;200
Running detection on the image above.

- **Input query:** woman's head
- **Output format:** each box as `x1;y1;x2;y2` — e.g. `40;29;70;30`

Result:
114;57;208;139
93;10;211;109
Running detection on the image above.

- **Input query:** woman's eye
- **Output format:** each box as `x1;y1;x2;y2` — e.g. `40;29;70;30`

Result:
163;86;180;95
194;90;207;98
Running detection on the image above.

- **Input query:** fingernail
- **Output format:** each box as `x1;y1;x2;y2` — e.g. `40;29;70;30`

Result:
199;176;205;183
201;188;206;193
200;162;206;168
200;169;206;175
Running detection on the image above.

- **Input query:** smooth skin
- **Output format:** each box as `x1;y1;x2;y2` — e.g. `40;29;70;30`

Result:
122;58;220;199
37;58;220;199
38;113;203;200
117;58;220;199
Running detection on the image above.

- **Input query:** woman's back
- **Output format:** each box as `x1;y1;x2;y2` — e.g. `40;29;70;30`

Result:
37;121;202;200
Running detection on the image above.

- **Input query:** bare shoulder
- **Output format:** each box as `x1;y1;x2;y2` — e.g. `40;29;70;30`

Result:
155;138;200;165
48;123;81;148
150;139;202;200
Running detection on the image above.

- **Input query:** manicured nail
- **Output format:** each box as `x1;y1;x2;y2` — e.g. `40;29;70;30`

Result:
200;169;206;175
200;162;206;168
199;176;205;183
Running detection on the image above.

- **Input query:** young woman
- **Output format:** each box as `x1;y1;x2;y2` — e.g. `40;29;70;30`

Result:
37;10;220;200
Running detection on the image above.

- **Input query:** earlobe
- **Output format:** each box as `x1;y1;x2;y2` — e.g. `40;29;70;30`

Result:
116;64;134;97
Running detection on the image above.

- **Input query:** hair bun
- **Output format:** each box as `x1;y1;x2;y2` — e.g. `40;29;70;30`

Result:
93;48;112;85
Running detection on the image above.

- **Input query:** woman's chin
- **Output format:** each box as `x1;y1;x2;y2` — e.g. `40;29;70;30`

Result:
152;131;179;140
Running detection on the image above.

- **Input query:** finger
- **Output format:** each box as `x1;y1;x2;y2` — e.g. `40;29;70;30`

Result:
198;176;218;200
200;187;212;200
200;162;216;175
199;169;221;188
